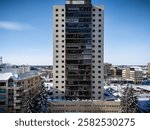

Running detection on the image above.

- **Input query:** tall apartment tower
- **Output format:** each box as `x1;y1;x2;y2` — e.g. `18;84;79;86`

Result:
53;0;104;100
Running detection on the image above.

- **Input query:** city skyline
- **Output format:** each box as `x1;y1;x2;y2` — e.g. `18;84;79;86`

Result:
0;0;150;65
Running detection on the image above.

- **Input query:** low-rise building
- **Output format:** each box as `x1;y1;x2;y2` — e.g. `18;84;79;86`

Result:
49;100;120;113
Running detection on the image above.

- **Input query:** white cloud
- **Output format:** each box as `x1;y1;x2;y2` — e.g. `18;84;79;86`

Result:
0;21;34;31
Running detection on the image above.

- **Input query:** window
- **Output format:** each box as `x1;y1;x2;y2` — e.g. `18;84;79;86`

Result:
56;19;58;22
98;55;101;58
92;86;95;89
98;81;101;83
62;81;64;83
99;9;101;11
62;60;64;63
92;55;95;58
92;66;95;68
56;91;58;93
98;35;101;37
99;19;101;22
92;71;95;73
62;9;64;11
92;40;95;42
62;55;64;58
92;60;95;63
56;40;59;43
56;30;58;32
62;40;64;43
56;50;58;53
93;19;95;22
56;45;58;48
56;71;58;73
98;66;101;68
62;19;64;22
56;55;58;58
98;76;101;78
93;30;95;32
56;9;58;11
98;71;101;73
62;35;64;37
93;9;95;11
98;45;101;48
62;86;64;88
56;24;58;27
56;60;58;63
62;91;64;93
56;65;58;68
62;71;64;73
56;86;58;88
99;24;101;27
62;14;64;17
62;76;64;78
56;35;58;38
62;65;64;68
62;30;64;32
92;91;95;94
92;76;95;78
56;76;58;78
98;86;101;89
98;50;101;53
98;97;101;99
62;45;64;48
62;24;64;27
98;60;101;63
93;24;95;27
93;14;95;17
93;35;95;37
56;81;58;83
56;14;58;17
92;50;95;53
99;30;101;32
62;50;64;53
99;14;101;16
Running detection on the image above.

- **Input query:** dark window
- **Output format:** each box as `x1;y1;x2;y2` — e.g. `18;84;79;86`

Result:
99;9;101;11
62;35;64;37
62;19;64;22
93;19;95;22
62;86;64;88
56;9;58;11
98;50;101;53
99;30;101;32
62;50;64;53
56;55;58;58
62;60;64;63
56;71;58;73
62;24;64;27
92;76;95;78
99;14;101;16
56;86;58;88
62;81;64;83
93;24;95;27
62;9;64;11
56;60;58;63
99;24;101;27
56;45;58;48
56;14;58;17
56;35;58;37
62;30;64;32
56;50;58;53
56;81;58;83
93;14;95;17
99;19;101;22
56;24;58;27
62;65;64;68
56;76;58;78
98;45;101;48
93;9;95;11
62;14;64;17
56;19;58;22
56;65;58;68
56;30;58;32
92;91;95;94
93;30;95;32
93;35;95;37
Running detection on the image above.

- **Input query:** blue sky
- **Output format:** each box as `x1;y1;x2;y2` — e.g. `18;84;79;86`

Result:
0;0;150;65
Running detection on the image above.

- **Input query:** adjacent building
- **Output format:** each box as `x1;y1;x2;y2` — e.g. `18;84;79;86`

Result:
0;71;42;112
53;0;104;100
49;100;120;113
148;63;150;79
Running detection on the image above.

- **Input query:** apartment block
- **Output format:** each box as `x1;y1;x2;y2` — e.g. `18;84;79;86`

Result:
53;0;104;100
122;67;143;84
0;71;42;112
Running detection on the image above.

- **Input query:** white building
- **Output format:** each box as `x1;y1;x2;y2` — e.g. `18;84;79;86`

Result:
53;0;104;100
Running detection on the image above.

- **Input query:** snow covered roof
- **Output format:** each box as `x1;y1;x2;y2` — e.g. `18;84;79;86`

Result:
0;72;13;81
